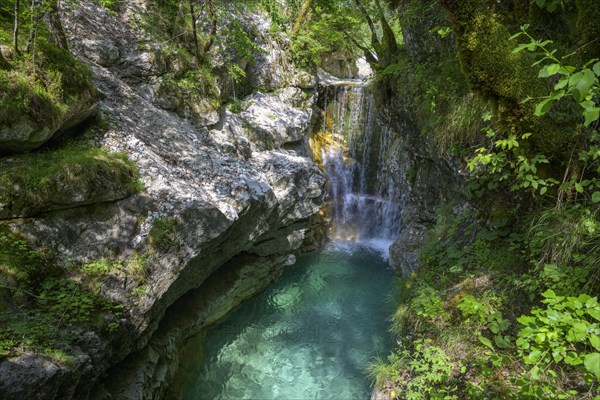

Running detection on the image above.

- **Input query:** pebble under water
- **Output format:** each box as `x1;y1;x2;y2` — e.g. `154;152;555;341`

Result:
181;243;395;400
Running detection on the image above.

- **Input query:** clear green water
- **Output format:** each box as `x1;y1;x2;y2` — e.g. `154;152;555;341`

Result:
182;243;395;400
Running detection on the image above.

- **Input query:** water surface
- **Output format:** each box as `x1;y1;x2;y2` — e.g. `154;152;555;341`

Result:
182;243;395;400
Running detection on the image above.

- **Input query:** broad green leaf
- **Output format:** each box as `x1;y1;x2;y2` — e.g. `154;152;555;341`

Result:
530;365;541;380
592;191;600;203
542;289;557;299
539;63;560;77
575;183;584;193
573;70;596;102
512;43;529;53
584;352;600;377
554;78;568;90
584;107;600;127
564;351;582;365
540;186;547;195
591;334;600;351
535;98;554;116
479;335;495;351
594;61;600;76
517;316;536;326
494;335;511;348
525;349;543;364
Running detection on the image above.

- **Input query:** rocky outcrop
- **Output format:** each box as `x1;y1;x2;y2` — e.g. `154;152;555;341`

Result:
0;90;97;154
377;96;461;276
320;50;360;79
0;152;138;219
0;1;325;399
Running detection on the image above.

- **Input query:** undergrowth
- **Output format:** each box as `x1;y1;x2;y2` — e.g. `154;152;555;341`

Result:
370;200;599;399
0;226;152;362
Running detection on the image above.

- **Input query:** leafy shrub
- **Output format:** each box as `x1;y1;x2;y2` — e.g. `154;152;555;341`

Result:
516;290;599;381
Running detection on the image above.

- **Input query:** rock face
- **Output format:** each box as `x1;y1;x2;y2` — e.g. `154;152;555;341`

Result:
376;95;461;276
0;1;325;399
320;50;360;79
0;90;97;154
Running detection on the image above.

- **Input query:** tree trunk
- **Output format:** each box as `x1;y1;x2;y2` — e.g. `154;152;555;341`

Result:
353;0;381;48
47;0;69;50
189;0;201;66
25;0;39;53
13;0;20;54
172;0;186;39
201;0;217;54
292;0;311;35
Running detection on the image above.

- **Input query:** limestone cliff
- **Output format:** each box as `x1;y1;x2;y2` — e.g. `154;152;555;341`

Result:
0;1;325;398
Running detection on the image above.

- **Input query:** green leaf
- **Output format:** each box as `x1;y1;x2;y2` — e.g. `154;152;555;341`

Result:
542;289;557;299
479;335;495;351
593;61;600;76
584;353;600;377
593;192;600;204
575;183;584;193
518;315;536;325
591;334;600;351
573;70;596;102
583;107;600;127
540;186;548;195
530;365;541;380
512;43;529;54
539;63;560;77
535;98;554;116
525;349;543;364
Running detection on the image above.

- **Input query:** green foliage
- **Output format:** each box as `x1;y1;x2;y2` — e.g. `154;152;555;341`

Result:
516;290;599;380
377;48;488;153
468;130;561;196
81;259;123;278
511;25;600;128
290;8;364;70
0;40;94;126
95;0;121;13
368;339;458;400
411;286;446;319
403;340;456;399
0;143;141;217
38;279;116;326
149;217;180;252
0;228;51;290
0;234;125;358
456;294;488;323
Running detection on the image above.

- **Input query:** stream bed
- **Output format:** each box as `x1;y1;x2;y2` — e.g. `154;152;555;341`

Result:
180;243;395;399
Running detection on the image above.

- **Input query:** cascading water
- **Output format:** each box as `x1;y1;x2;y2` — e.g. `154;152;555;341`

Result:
178;81;400;400
316;83;402;251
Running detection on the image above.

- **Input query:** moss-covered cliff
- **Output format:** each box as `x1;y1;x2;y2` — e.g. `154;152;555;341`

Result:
370;1;600;398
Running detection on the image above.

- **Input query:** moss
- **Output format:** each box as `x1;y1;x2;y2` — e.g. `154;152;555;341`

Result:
0;143;141;218
575;0;600;60
0;41;94;127
440;0;576;161
149;217;180;252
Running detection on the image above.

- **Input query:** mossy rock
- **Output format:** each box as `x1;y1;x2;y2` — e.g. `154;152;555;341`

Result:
440;0;576;160
575;0;600;60
0;145;141;219
0;44;97;153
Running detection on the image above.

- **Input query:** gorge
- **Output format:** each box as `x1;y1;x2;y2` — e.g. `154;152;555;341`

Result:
1;0;598;399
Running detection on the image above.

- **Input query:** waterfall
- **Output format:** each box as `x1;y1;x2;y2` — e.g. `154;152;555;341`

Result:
315;84;402;250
